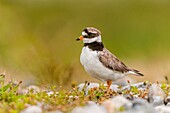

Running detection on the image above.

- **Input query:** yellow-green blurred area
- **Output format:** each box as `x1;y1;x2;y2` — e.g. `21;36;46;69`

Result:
0;0;170;87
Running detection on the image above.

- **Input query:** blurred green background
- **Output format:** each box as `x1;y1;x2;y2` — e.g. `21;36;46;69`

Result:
0;0;170;87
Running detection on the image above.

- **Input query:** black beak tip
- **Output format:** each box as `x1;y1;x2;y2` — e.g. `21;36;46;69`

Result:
76;38;80;41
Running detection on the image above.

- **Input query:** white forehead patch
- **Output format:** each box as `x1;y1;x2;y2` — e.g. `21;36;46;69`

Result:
82;31;88;36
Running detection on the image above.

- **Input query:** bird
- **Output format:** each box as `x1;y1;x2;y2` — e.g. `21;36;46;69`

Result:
76;27;144;89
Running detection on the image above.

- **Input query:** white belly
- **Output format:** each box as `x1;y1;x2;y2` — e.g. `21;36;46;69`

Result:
80;47;125;81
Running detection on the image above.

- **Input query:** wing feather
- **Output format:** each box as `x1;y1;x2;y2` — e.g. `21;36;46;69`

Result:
99;48;143;76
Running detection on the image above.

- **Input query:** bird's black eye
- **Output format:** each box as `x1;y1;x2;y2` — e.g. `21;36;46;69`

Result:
88;32;96;38
88;32;92;35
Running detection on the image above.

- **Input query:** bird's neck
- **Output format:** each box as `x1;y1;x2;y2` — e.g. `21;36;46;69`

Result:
84;41;104;51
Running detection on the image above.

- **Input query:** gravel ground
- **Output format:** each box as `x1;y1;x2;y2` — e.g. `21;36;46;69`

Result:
20;82;170;113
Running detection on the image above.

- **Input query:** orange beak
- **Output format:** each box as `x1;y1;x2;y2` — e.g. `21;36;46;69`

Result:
76;35;83;41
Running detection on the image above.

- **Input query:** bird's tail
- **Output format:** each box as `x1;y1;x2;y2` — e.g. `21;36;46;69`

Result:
127;69;144;76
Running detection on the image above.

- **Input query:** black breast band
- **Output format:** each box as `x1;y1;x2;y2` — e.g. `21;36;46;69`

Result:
84;42;104;51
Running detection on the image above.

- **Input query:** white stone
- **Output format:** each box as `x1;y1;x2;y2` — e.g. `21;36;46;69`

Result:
20;106;42;113
155;105;170;113
148;84;166;106
71;103;107;113
122;99;156;113
102;96;132;113
122;82;150;90
47;91;54;96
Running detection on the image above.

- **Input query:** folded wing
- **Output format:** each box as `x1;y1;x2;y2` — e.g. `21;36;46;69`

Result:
99;48;143;76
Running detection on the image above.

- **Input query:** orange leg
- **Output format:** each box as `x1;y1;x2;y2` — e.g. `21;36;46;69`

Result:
107;80;112;89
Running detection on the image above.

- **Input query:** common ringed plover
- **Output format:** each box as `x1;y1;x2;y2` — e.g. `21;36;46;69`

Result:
76;27;143;89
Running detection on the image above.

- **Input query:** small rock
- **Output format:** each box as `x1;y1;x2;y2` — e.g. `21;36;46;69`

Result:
71;103;107;113
47;91;54;96
132;98;154;110
122;98;156;113
102;96;132;113
155;105;170;113
20;106;42;113
122;82;150;91
109;84;119;91
166;103;170;106
46;91;59;96
69;95;79;99
148;84;166;106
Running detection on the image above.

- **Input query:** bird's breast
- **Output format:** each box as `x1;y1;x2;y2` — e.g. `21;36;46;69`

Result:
80;47;98;67
80;47;100;75
80;47;126;81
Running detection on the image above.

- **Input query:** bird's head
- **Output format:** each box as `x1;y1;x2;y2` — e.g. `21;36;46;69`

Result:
76;27;102;43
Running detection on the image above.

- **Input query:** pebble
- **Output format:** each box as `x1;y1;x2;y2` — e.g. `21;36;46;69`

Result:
120;99;155;113
166;102;170;106
148;84;166;106
71;102;107;113
155;105;170;113
102;96;132;113
122;82;150;91
129;98;156;113
20;106;42;113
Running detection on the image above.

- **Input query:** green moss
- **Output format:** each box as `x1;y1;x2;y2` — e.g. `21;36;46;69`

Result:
130;86;139;95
